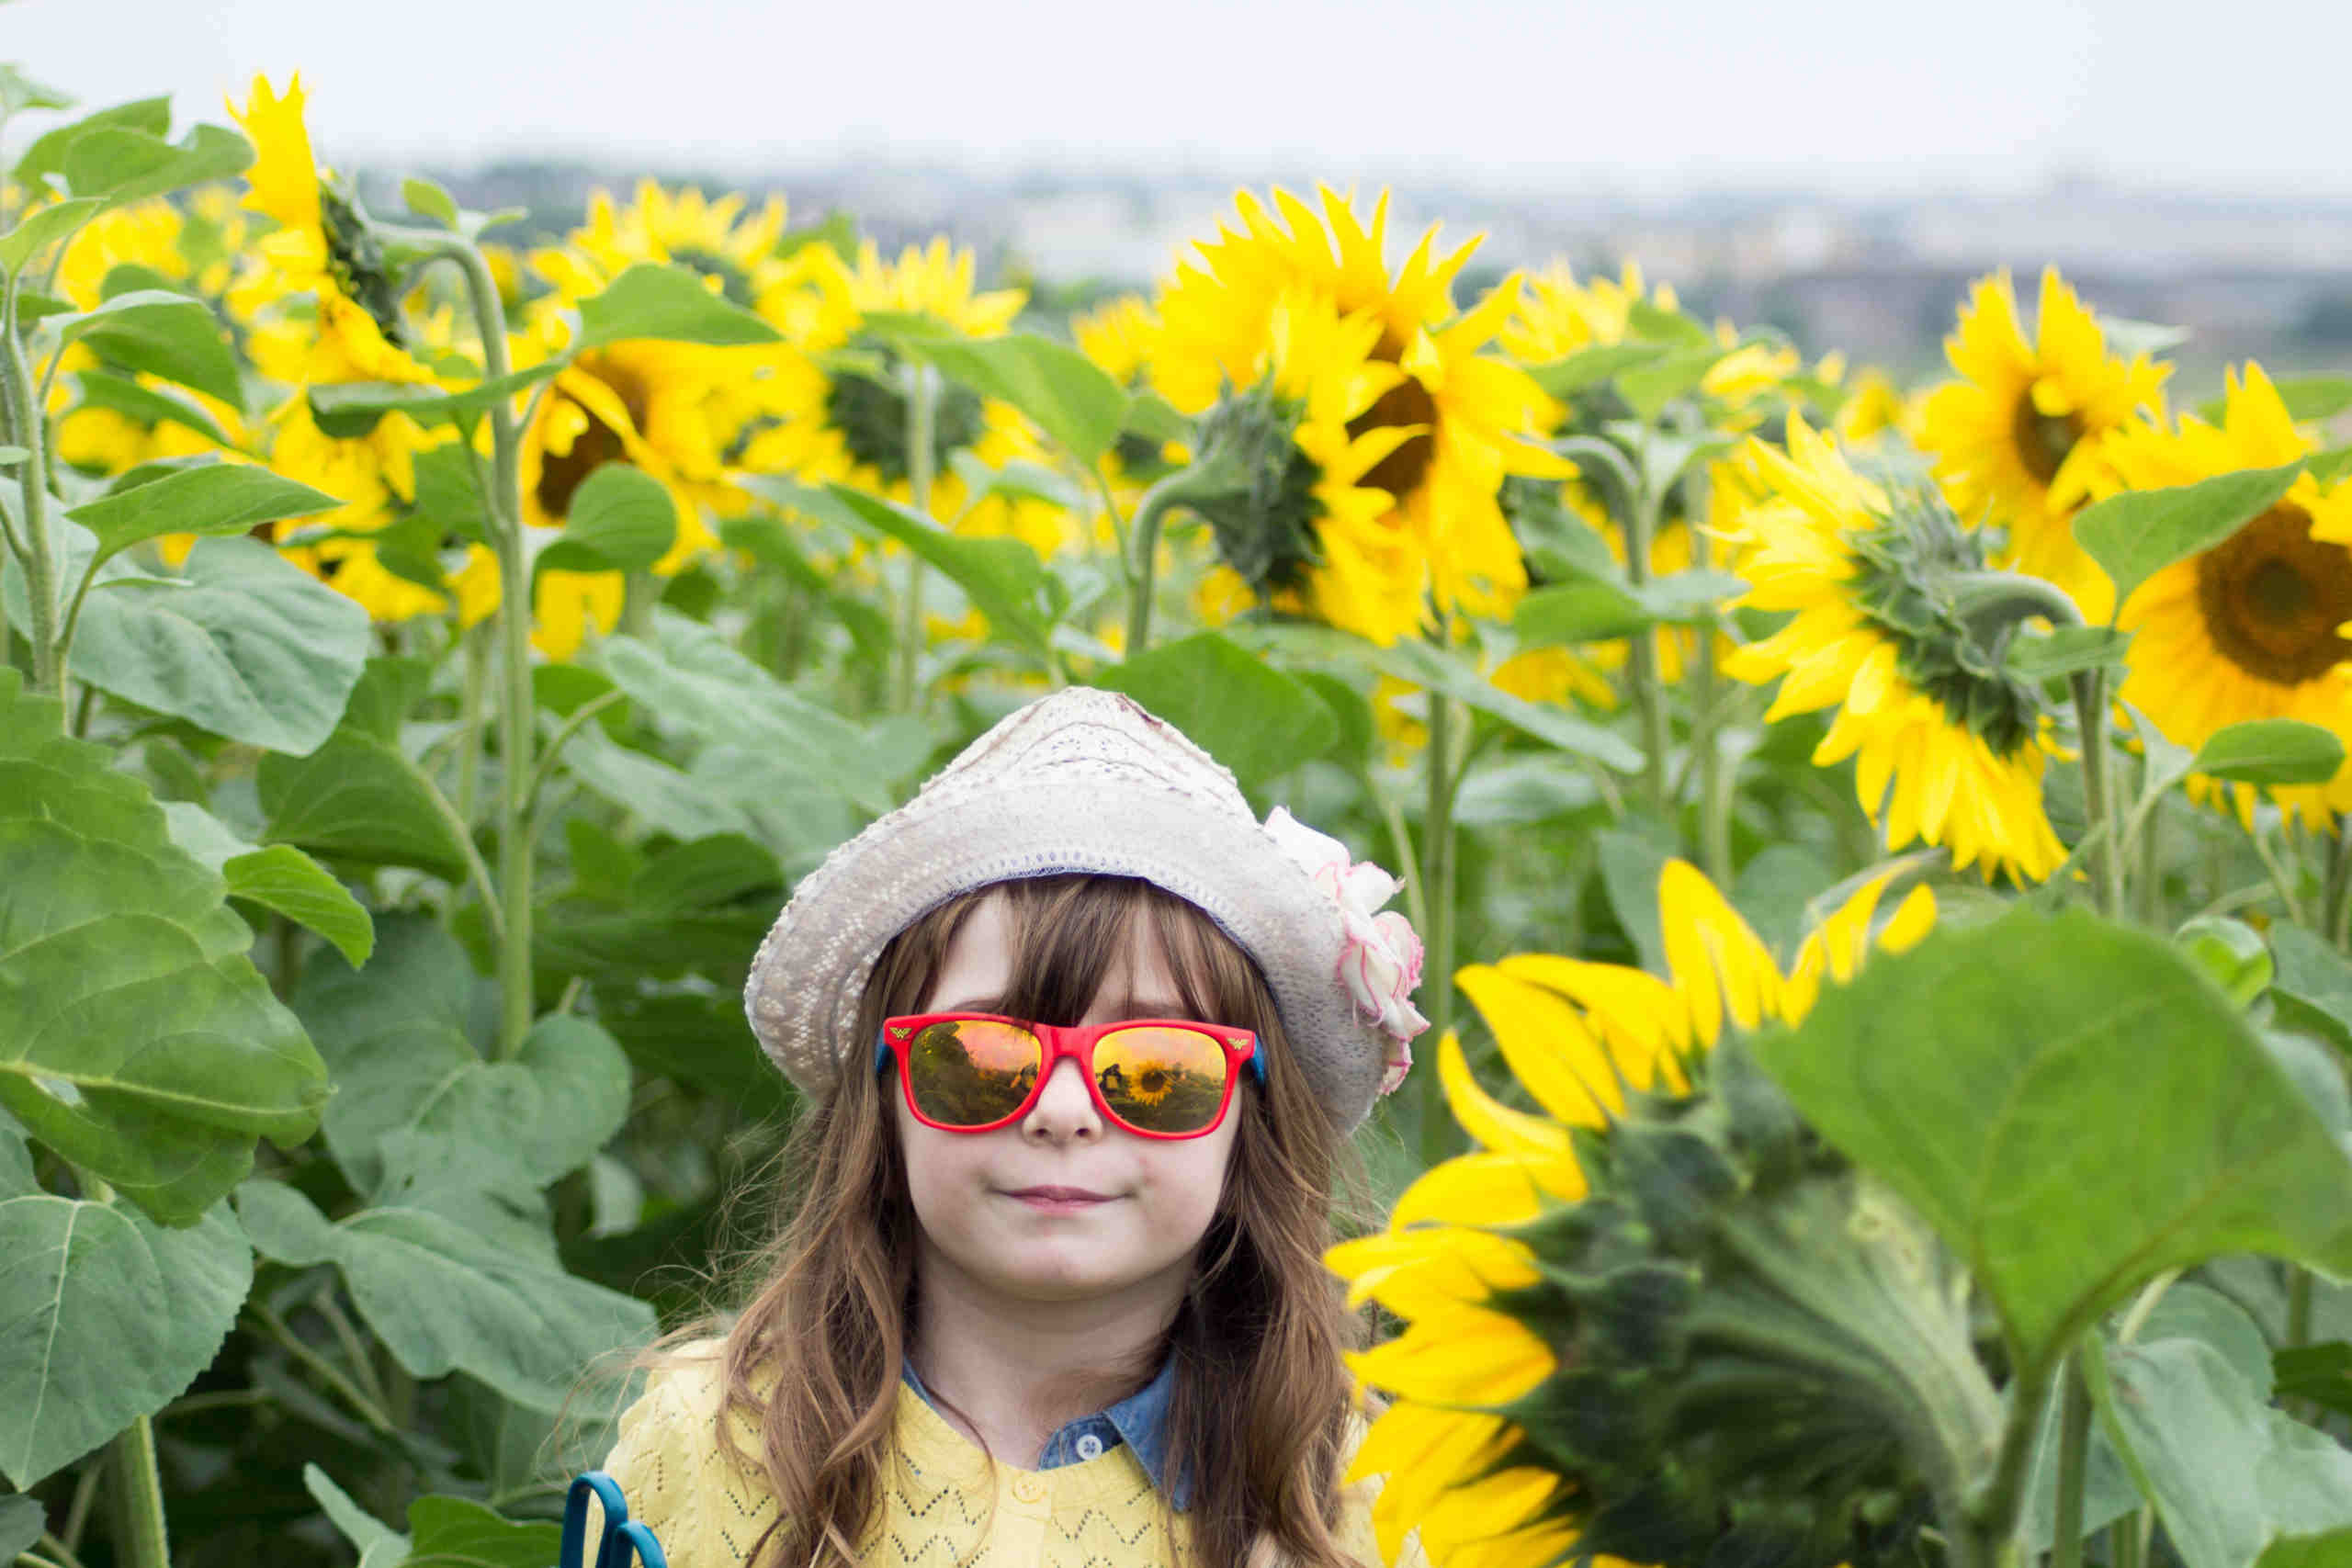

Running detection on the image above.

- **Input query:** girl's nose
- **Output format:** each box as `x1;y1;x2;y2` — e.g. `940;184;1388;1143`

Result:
1022;1057;1102;1143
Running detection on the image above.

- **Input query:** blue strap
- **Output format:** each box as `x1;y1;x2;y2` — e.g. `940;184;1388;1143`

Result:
560;1472;667;1568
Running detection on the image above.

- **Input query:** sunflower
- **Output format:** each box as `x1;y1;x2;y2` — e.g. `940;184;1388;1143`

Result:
1721;417;2068;882
1152;187;1559;630
1076;294;1183;490
526;185;809;577
1180;290;1437;646
557;180;786;309
1333;863;1936;1568
1918;267;2170;620
2081;364;2352;827
45;198;253;475
741;236;1069;560
223;76;482;624
1498;260;1676;365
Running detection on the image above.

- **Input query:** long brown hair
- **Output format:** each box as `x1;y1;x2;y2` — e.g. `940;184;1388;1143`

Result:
679;873;1370;1567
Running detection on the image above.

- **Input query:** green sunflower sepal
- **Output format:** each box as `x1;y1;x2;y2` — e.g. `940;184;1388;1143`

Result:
1483;1045;2005;1568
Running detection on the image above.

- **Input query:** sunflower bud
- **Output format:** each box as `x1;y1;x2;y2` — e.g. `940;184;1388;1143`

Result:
319;182;408;350
1166;381;1322;602
1485;1043;2002;1568
1844;474;2049;757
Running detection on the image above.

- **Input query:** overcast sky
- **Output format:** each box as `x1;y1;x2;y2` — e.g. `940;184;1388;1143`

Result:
8;0;2346;197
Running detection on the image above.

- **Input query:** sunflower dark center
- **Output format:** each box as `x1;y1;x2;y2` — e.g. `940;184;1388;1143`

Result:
825;354;987;487
2194;503;2352;685
1346;331;1437;502
535;357;651;522
2009;394;2082;488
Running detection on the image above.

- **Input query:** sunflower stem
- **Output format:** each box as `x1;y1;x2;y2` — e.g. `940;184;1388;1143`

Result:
2069;671;2124;919
424;236;536;1054
2050;1359;2095;1568
1622;460;1672;819
1688;466;1733;886
105;1416;168;1568
1;266;62;697
455;621;490;828
2325;815;2352;951
1419;661;1461;1167
894;362;936;711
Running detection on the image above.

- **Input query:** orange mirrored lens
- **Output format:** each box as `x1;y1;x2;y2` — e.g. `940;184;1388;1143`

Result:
1094;1026;1231;1134
905;1019;1042;1126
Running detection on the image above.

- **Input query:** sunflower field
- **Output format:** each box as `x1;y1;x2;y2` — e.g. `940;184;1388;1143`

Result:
6;62;2352;1568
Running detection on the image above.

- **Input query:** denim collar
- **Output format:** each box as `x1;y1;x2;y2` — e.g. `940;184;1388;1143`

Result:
899;1353;1185;1508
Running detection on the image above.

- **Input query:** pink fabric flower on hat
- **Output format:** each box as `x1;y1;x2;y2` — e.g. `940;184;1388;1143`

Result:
1261;807;1430;1094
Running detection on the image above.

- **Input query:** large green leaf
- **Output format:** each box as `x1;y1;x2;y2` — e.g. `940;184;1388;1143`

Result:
599;610;920;814
2099;1335;2352;1568
11;97;170;188
2074;463;2303;616
304;363;559;439
63;536;369;755
162;801;373;968
54;121;252;209
537;462;676;573
1096;631;1338;791
235;1180;655;1415
2252;1531;2352;1568
51;289;243;408
256;728;470;884
293;917;630;1209
0;196;107;270
561;730;759;843
396;1495;561;1568
71;367;236;447
2193;719;2347;787
804;479;1062;660
65;457;339;566
880;325;1129;465
2270;922;2352;1052
0;1196;250;1487
1753;907;2352;1382
0;1495;42;1561
0;671;327;1224
303;1465;411;1568
574;262;780;350
1371;637;1644;771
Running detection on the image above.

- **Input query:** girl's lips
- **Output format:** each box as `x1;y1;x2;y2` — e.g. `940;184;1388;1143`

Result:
1002;1186;1114;1208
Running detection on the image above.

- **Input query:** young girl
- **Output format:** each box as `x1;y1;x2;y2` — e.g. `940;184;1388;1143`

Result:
597;687;1431;1566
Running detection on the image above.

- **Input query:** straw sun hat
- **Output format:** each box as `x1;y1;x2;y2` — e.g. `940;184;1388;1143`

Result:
743;687;1428;1133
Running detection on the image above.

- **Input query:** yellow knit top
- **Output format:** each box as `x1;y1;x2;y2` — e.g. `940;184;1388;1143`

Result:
593;1347;1424;1566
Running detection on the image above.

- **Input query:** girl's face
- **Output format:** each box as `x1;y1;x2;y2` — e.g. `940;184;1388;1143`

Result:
894;892;1241;1306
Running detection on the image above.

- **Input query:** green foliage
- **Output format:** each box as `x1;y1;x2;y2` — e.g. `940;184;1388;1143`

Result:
0;669;327;1224
1756;908;2352;1384
0;1189;251;1487
538;462;676;573
40;534;372;754
237;1179;653;1416
65;457;340;566
574;262;781;349
2193;719;2348;786
812;479;1065;661
51;289;244;408
2073;462;2304;616
1096;631;1338;792
876;323;1131;465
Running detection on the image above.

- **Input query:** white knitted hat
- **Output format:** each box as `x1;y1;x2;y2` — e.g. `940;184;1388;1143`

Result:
743;687;1427;1133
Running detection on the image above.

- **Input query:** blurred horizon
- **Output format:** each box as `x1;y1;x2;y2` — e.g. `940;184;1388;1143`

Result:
16;0;2352;384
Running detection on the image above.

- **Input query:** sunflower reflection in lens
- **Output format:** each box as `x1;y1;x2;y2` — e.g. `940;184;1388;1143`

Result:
907;1020;1042;1127
1095;1027;1231;1134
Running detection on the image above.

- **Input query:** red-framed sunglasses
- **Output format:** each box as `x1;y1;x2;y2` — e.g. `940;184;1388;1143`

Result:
876;1012;1263;1140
